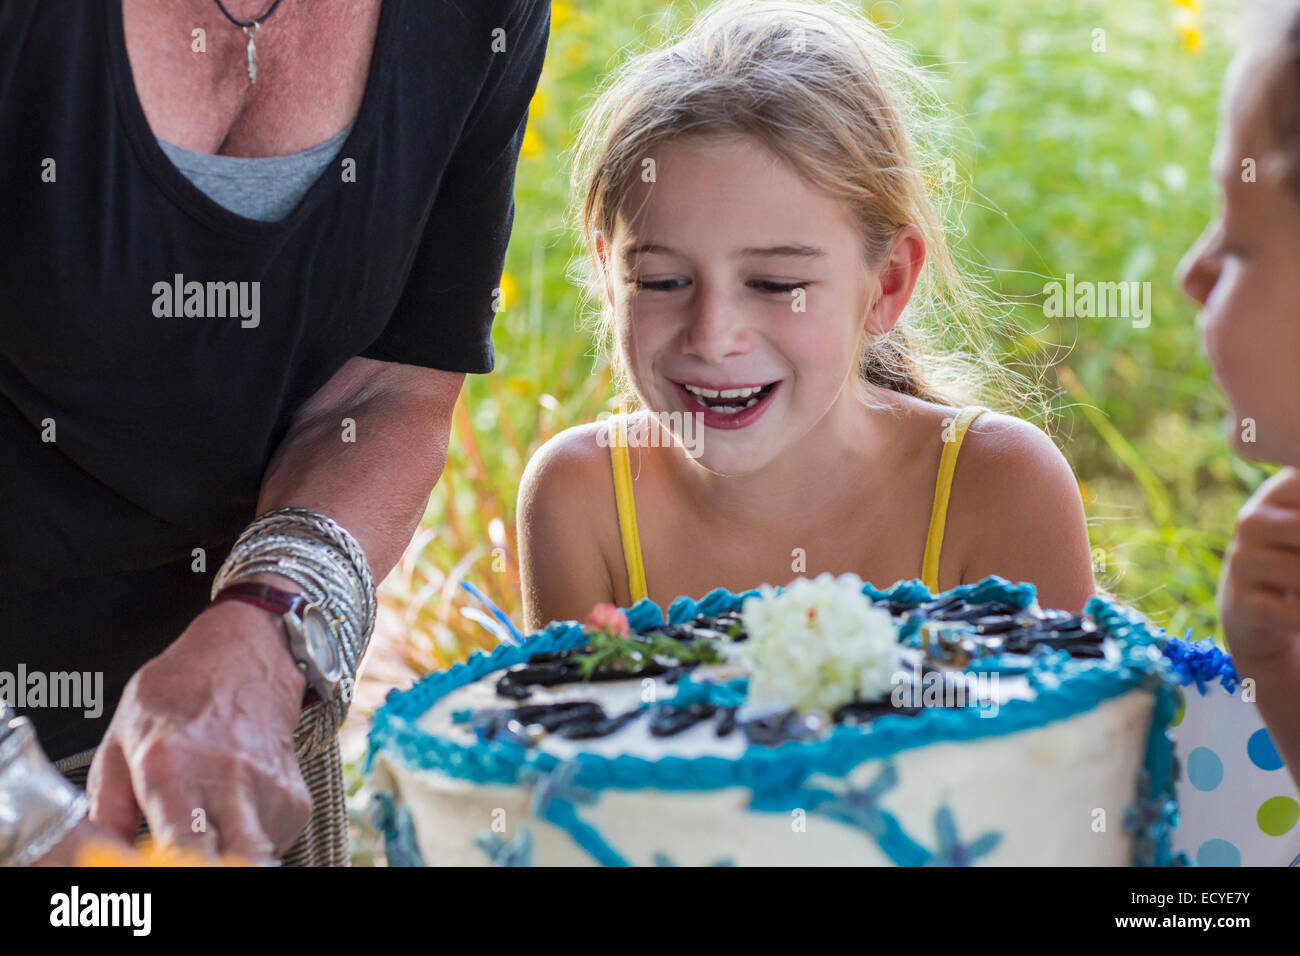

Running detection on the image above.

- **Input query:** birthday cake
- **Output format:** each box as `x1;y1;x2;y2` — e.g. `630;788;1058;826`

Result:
366;574;1182;867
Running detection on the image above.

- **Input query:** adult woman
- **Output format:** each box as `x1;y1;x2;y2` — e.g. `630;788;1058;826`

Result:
0;0;548;864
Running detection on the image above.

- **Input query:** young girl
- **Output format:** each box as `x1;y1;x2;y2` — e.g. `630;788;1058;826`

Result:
1179;0;1300;791
518;0;1096;630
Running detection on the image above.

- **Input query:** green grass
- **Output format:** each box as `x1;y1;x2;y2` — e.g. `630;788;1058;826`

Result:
383;0;1264;683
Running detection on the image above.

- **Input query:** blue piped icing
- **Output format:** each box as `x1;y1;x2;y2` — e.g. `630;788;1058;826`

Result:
1160;631;1241;696
369;792;426;867
368;576;1181;866
474;828;533;866
526;763;627;866
666;673;748;709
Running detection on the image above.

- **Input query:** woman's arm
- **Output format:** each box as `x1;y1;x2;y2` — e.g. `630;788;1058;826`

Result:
256;357;462;579
89;357;463;860
518;423;620;632
946;413;1097;613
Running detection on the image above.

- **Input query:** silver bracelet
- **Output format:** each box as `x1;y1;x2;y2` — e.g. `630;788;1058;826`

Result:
214;510;376;638
223;534;375;640
0;717;90;867
212;509;377;756
213;509;376;648
224;543;365;645
221;509;376;620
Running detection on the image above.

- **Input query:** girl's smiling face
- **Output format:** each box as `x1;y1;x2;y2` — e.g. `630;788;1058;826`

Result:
597;135;916;476
1180;32;1300;464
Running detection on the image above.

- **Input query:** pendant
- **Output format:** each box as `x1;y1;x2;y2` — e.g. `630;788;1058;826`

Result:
244;24;259;84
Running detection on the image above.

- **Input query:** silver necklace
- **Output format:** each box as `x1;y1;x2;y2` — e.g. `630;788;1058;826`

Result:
212;0;286;84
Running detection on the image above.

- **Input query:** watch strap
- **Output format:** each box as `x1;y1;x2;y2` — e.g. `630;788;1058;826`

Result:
210;581;307;619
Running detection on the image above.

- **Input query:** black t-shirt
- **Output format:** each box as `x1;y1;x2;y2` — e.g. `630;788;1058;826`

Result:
0;0;549;758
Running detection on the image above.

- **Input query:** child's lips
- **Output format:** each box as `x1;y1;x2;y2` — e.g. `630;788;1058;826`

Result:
672;380;782;430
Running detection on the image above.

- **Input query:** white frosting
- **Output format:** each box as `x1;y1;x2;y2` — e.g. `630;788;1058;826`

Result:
371;690;1154;866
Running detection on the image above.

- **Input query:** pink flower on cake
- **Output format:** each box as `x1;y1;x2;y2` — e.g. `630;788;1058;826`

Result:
584;602;630;637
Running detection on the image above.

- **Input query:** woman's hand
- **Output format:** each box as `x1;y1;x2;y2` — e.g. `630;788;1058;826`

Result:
87;594;313;864
1219;467;1300;669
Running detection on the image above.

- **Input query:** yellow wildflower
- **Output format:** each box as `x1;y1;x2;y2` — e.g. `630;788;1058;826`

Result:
1175;7;1203;52
529;89;548;119
1178;24;1203;52
498;271;520;311
521;124;542;159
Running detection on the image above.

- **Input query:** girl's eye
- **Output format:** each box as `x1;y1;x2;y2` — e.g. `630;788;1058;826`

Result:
632;277;687;292
750;280;809;294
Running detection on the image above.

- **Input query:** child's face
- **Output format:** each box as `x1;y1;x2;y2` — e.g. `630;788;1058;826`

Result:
1180;36;1300;464
601;136;874;475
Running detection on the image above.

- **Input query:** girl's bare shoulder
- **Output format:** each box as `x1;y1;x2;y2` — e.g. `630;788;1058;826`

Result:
516;421;625;629
952;409;1075;491
941;408;1095;610
518;420;618;516
883;395;1061;472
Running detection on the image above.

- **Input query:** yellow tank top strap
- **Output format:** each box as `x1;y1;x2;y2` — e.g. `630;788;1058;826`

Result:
608;414;649;604
920;406;989;594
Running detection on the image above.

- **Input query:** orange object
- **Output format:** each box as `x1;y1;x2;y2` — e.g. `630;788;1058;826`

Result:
75;838;251;867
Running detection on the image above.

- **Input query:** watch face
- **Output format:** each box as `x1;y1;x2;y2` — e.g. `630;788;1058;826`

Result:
302;607;343;680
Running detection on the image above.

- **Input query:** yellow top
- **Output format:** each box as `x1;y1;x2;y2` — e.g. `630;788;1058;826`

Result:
608;406;987;603
609;414;650;604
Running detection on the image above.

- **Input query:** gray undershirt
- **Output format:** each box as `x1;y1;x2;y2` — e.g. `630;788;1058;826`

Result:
157;123;353;222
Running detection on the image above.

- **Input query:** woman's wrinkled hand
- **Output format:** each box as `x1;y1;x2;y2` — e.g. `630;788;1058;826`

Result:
87;597;312;864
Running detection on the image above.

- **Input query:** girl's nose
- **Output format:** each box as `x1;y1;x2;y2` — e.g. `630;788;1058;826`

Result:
683;287;751;363
1178;220;1222;308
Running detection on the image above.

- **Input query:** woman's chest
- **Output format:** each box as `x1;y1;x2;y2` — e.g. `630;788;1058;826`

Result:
123;0;383;155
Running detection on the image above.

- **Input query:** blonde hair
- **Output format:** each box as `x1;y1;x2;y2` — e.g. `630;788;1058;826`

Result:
571;0;1033;413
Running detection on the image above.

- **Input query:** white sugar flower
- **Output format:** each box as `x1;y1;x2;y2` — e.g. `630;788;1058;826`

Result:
734;572;901;715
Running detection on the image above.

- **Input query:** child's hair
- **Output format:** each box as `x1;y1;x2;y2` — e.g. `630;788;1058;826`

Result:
570;0;1033;414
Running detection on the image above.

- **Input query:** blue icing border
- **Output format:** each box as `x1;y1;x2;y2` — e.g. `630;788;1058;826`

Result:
367;576;1180;866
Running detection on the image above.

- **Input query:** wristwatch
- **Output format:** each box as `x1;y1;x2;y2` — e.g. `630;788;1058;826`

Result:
209;581;344;702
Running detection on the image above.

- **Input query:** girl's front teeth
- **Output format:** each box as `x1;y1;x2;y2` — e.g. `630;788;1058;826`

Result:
683;383;769;414
702;396;759;414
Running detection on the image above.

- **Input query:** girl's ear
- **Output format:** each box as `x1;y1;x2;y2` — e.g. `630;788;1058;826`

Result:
865;225;926;336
